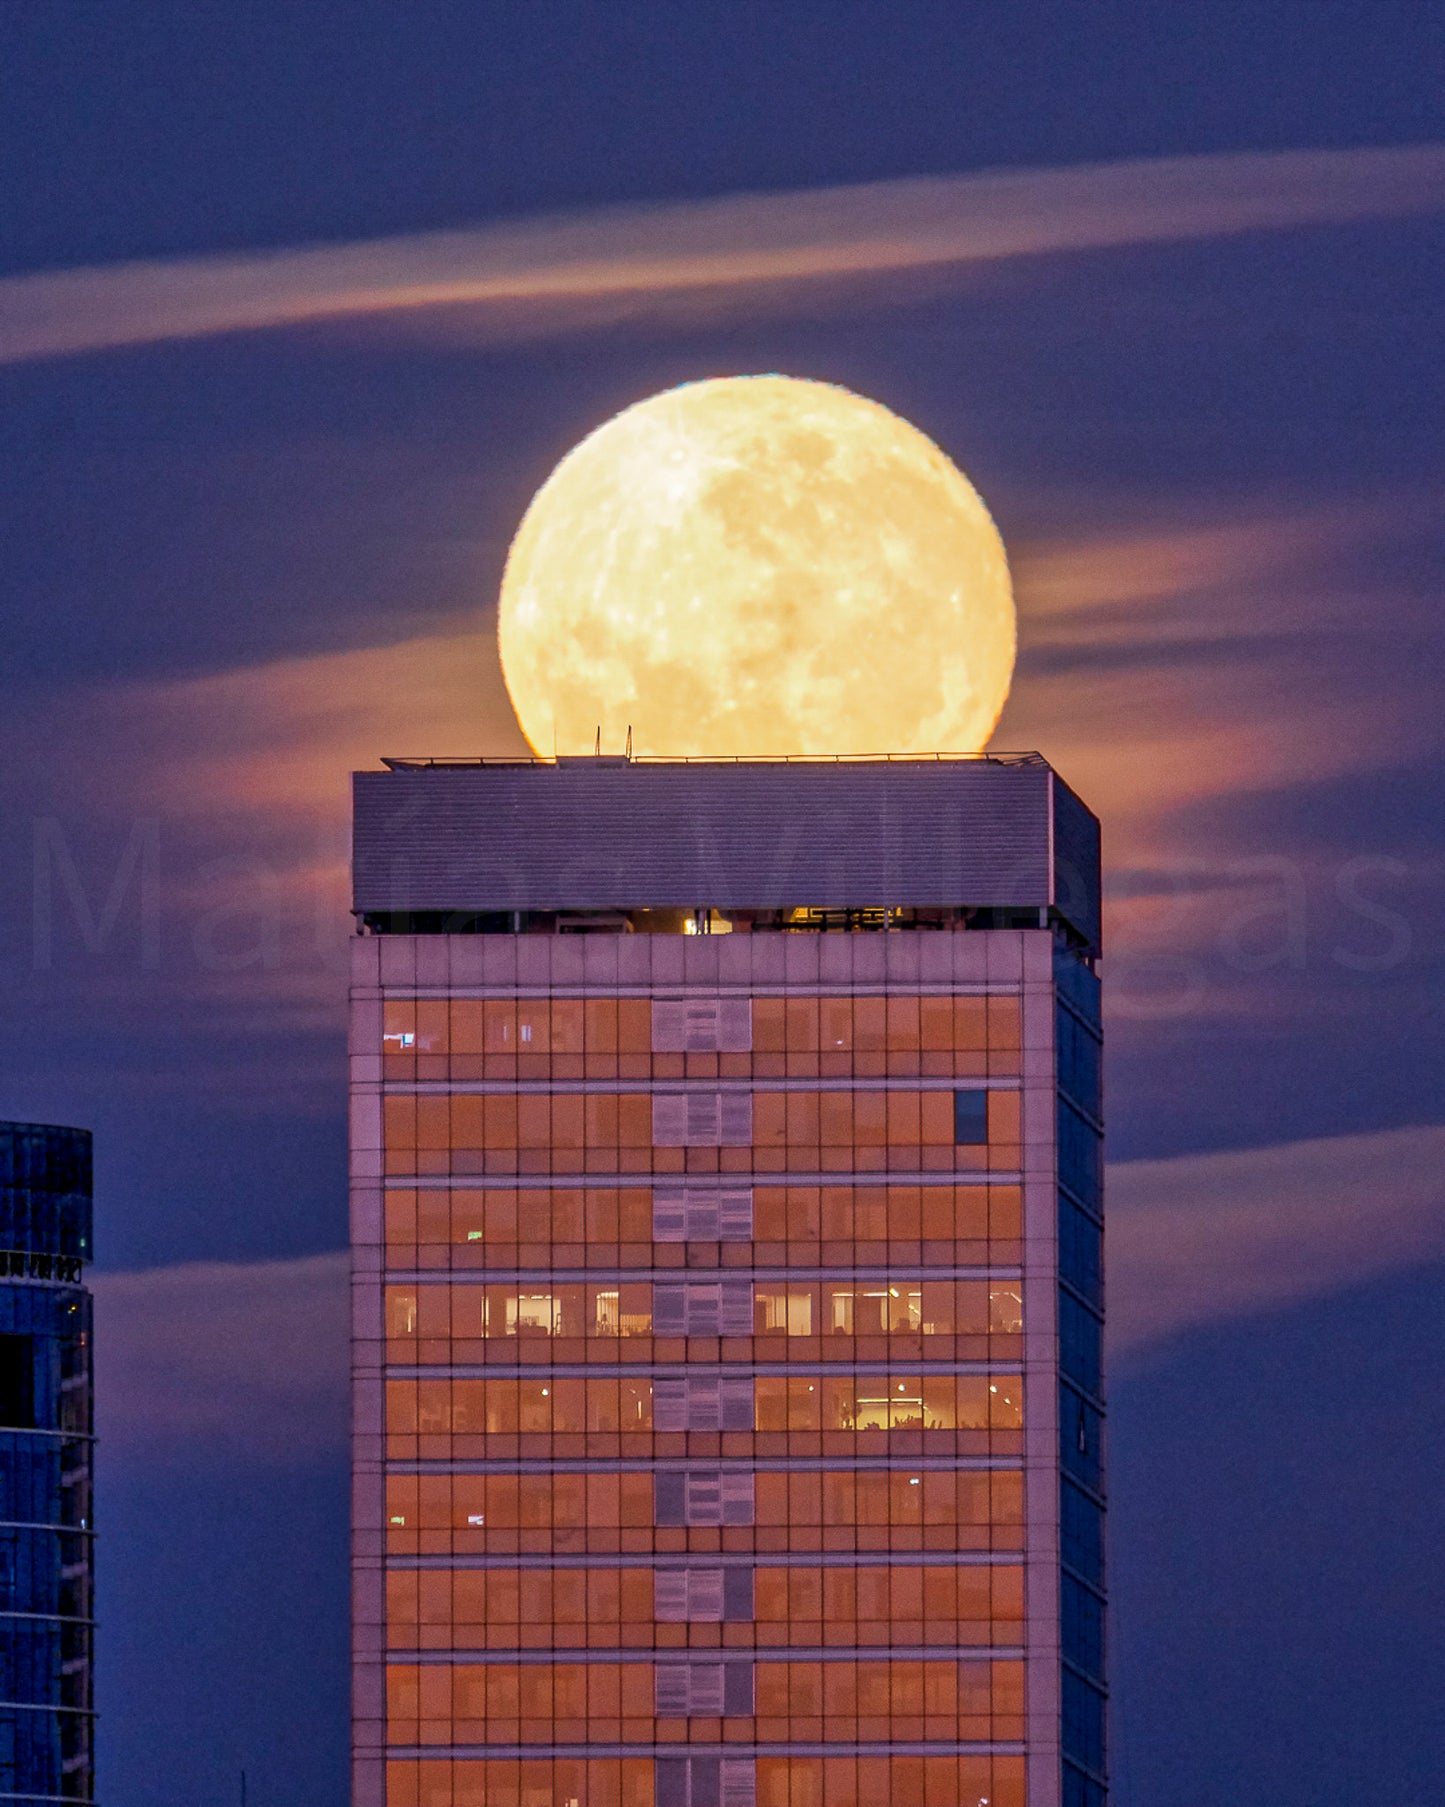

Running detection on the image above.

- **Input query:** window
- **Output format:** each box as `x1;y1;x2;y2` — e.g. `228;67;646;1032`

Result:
753;1284;814;1336
589;1283;652;1339
1061;1480;1105;1587
1062;1573;1106;1681
655;1660;754;1717
1060;1290;1103;1397
652;999;753;1052
652;1376;754;1432
654;1567;754;1623
953;1089;989;1145
1059;1194;1102;1306
823;1282;924;1336
655;1471;756;1527
652;1282;754;1337
656;1757;757;1807
991;1284;1024;1334
1064;1763;1109;1807
1062;1671;1107;1775
653;1092;754;1147
653;1186;754;1241
850;1379;925;1431
0;1336;35;1430
1058;1096;1103;1208
1056;1001;1103;1118
1061;1383;1103;1491
504;1293;560;1336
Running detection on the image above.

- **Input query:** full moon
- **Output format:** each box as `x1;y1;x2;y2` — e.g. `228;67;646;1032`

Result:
497;375;1015;758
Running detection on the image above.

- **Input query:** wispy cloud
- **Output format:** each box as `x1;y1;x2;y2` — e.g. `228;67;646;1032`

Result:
1110;1125;1445;1353
55;495;1423;835
89;1123;1445;1463
1002;500;1438;836
4;144;1443;365
94;1252;349;1465
9;493;1422;1030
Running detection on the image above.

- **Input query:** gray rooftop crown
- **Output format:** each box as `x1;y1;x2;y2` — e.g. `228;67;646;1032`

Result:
352;754;1100;952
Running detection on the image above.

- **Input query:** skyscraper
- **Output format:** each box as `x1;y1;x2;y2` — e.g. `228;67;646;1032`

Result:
0;1121;95;1805
350;753;1104;1807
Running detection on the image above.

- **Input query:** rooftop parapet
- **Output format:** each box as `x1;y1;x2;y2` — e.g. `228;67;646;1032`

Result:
353;753;1100;956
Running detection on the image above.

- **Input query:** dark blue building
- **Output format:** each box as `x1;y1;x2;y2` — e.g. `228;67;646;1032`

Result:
0;1123;94;1804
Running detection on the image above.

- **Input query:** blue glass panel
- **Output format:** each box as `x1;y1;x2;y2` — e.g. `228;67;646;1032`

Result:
1058;1098;1103;1211
0;1122;94;1804
1054;944;1101;1029
1062;1670;1108;1775
1061;1481;1105;1587
1059;1194;1103;1308
1062;1572;1107;1681
953;1089;989;1144
1060;1383;1105;1493
1056;1001;1103;1119
1060;1289;1104;1399
1063;1760;1109;1807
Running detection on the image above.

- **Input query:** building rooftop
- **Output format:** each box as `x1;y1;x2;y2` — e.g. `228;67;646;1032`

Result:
352;752;1100;954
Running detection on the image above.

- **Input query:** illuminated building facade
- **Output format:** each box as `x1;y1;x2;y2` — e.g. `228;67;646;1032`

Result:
0;1122;94;1804
350;756;1105;1807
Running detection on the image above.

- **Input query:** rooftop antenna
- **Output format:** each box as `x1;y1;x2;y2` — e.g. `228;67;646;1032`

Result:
626;724;633;759
594;725;601;756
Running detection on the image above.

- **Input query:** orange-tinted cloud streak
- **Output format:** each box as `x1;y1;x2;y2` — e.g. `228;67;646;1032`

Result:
3;144;1444;364
94;1252;349;1464
1109;1125;1445;1353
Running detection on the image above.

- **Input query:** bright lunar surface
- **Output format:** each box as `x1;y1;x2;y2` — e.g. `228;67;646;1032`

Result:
497;375;1016;758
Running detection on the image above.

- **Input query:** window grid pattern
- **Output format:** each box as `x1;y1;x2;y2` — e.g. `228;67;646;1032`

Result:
385;1562;1024;1652
384;1753;1029;1807
373;982;1041;1800
381;1086;1021;1177
382;1370;1024;1459
385;1653;1024;1744
383;1273;1023;1355
384;1467;1025;1556
384;1181;1024;1270
0;1121;94;1806
1056;961;1107;1797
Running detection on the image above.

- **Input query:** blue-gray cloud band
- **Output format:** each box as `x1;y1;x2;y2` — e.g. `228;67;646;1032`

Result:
4;144;1444;365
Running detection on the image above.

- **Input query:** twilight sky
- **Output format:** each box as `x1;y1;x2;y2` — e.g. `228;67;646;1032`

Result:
3;7;1444;1803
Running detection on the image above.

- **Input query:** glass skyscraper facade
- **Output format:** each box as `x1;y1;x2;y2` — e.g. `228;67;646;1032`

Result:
350;755;1104;1807
0;1122;95;1805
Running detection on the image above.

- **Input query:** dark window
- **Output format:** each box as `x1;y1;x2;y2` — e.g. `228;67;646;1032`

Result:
1053;944;1101;1027
1062;1480;1105;1587
723;1567;755;1622
1058;1097;1103;1210
0;1337;35;1429
1063;1761;1108;1807
1059;1195;1103;1307
1062;1671;1107;1776
654;1473;685;1526
1056;1002;1103;1119
1061;1383;1104;1492
656;1753;756;1807
1062;1573;1106;1681
953;1090;989;1144
1060;1291;1104;1399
